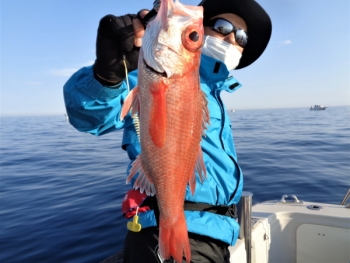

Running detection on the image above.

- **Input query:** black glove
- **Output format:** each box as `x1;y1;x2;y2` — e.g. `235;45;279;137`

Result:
94;14;140;86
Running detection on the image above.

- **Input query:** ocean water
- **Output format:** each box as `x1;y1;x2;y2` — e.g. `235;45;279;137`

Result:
1;106;349;262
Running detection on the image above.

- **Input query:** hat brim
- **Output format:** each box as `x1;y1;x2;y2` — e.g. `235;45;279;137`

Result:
199;0;272;69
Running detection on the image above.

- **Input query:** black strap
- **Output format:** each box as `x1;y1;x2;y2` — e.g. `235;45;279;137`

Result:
184;201;237;218
142;196;237;227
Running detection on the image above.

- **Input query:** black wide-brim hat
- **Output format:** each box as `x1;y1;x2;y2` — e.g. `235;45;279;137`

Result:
199;0;272;69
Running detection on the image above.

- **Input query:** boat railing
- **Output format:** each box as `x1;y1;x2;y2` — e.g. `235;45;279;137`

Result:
340;188;350;206
238;191;253;263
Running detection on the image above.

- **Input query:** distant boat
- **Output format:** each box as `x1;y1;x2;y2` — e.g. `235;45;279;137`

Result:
310;105;327;110
231;109;235;112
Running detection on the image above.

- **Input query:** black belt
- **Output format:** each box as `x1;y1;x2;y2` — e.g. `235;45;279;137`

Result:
184;201;237;218
142;196;237;227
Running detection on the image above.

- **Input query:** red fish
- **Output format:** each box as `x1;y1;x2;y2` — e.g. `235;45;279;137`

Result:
120;0;208;262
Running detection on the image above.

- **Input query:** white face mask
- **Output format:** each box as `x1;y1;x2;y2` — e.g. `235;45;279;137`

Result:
201;35;242;71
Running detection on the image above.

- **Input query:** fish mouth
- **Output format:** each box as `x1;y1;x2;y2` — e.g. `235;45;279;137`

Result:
144;59;167;78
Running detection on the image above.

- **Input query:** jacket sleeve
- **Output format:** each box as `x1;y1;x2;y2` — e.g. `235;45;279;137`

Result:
63;65;138;136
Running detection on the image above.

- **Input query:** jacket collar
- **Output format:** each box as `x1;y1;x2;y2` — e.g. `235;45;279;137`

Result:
199;54;242;93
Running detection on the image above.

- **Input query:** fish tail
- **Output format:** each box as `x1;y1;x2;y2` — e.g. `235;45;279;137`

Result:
159;215;191;263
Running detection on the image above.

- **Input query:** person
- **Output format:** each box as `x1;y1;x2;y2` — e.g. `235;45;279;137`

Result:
63;0;272;262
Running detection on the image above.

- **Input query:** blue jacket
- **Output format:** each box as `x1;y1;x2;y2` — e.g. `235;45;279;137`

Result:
63;54;243;246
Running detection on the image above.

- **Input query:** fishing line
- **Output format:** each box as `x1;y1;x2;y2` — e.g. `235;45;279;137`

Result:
123;55;141;142
123;55;130;94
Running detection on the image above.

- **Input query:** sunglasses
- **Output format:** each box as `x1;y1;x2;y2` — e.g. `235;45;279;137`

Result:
204;18;248;48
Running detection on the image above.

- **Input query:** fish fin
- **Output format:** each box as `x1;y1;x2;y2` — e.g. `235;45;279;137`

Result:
189;169;196;196
120;86;139;121
201;91;210;134
189;146;207;195
196;146;207;183
149;83;167;148
126;155;156;196
159;215;191;263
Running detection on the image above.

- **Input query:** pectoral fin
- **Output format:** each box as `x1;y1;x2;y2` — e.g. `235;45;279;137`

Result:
120;86;140;121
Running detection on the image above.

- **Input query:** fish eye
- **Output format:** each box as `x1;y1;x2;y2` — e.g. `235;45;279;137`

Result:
189;31;199;42
182;25;203;51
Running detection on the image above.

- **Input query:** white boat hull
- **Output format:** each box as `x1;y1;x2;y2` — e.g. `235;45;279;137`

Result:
229;200;350;263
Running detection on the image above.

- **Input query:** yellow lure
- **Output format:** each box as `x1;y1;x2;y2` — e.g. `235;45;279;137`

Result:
127;207;142;232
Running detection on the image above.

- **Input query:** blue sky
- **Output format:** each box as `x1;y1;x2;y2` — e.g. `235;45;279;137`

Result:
1;0;349;116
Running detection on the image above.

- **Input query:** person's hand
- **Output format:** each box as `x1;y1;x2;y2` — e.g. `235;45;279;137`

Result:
94;14;139;86
132;10;148;47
